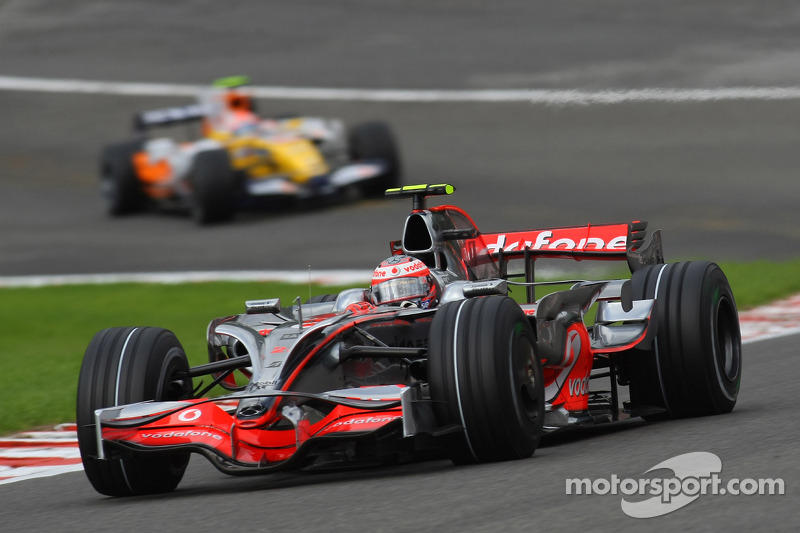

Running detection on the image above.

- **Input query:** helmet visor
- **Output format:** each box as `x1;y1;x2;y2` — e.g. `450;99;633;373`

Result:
373;277;429;304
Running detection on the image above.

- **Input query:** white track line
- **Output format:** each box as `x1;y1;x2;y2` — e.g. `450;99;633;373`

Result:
3;75;800;104
0;270;372;288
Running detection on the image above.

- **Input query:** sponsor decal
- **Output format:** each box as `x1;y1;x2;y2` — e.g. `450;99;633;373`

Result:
568;376;590;397
487;232;627;254
562;329;581;368
178;409;202;422
373;257;428;279
402;261;426;273
141;430;223;441
329;415;401;429
251;379;279;388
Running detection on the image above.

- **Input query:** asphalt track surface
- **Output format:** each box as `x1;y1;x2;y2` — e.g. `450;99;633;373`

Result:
1;1;799;530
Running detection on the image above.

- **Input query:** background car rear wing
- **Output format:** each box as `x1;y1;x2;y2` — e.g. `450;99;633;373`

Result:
133;103;207;131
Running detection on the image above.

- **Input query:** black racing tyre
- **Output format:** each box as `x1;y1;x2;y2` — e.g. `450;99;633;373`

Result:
76;327;193;496
428;296;544;464
100;139;146;215
622;261;742;418
188;149;236;224
348;121;401;196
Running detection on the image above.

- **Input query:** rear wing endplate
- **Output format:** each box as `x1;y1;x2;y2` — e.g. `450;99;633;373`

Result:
133;104;207;131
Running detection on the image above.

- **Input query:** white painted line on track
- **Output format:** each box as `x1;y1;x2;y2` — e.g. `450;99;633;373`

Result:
3;75;800;104
0;270;372;288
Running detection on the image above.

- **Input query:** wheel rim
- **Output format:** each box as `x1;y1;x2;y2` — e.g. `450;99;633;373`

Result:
714;296;741;383
159;349;192;402
514;336;541;422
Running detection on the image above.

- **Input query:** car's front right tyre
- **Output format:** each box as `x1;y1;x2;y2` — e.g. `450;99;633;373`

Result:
76;327;193;496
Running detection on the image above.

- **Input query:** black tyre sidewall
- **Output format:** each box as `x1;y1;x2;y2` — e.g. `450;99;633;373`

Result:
76;327;192;496
100;140;145;215
428;300;472;462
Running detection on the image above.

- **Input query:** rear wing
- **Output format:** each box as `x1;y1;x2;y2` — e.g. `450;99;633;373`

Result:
481;220;662;269
480;221;663;295
385;184;664;289
481;220;661;262
482;224;629;259
133;104;208;131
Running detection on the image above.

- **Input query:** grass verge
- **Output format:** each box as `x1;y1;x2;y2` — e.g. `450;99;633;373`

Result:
1;258;799;435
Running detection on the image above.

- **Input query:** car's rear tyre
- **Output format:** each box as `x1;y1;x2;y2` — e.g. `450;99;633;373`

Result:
348;121;401;196
100;140;146;215
428;296;544;464
188;149;236;224
76;327;193;496
623;261;742;418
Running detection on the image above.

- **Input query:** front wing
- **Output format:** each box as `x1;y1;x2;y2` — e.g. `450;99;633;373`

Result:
93;385;432;475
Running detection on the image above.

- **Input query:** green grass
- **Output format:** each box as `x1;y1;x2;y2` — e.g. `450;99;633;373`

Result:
2;258;799;435
0;281;356;435
717;259;800;309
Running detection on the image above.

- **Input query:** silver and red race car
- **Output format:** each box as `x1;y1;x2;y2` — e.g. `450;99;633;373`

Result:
76;184;742;496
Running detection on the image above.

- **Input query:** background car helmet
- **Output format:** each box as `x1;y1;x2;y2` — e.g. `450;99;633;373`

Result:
225;90;254;112
371;255;438;308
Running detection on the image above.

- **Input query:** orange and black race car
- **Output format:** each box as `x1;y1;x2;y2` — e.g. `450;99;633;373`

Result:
100;76;401;224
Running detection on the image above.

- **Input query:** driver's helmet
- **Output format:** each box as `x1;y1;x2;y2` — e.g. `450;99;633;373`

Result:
225;90;254;112
371;255;438;309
